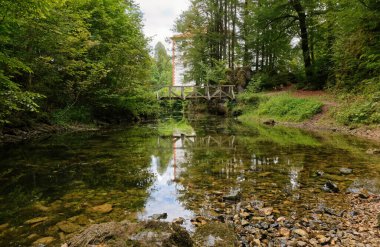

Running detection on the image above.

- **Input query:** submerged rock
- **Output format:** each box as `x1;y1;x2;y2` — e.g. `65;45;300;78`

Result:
150;213;168;220
191;216;208;226
279;227;290;237
0;223;9;232
366;149;380;155
193;222;237;247
56;221;80;233
90;203;113;213
340;168;353;175
130;221;193;247
259;207;273;216
173;217;185;225
68;215;90;226
66;220;192;247
293;229;308;238
315;170;324;177
322;181;340;193
24;216;49;225
27;233;39;240
33;236;55;245
222;188;241;201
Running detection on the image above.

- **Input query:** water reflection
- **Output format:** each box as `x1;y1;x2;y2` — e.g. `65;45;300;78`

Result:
0;117;379;246
139;137;194;229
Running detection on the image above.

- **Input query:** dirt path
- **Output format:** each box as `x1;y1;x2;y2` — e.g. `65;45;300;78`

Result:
264;88;380;142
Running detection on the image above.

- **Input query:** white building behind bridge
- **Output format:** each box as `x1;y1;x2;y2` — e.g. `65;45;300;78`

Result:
171;34;195;86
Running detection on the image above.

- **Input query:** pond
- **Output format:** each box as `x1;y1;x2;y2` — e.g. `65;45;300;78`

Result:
0;116;379;246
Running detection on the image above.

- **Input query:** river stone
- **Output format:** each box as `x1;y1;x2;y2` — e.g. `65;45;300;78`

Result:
27;233;39;240
241;220;250;227
193;222;236;247
366;149;380;154
258;172;272;177
173;217;185;225
309;238;318;245
279;227;290;237
222;189;241;201
316;235;330;244
0;223;9;232
297;241;307;247
259;207;273;216
277;216;286;222
293;229;308;238
204;234;223;247
91;203;113;213
56;221;80;233
339;168;353;175
68;215;90;225
151;213;168;220
322;181;340;193
240;212;251;218
251;217;265;221
33;236;55;245
24;216;49;225
315;170;324;176
33;203;50;212
192;216;208;226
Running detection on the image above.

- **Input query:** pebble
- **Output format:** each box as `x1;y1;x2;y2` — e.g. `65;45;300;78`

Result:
293;229;308;238
297;241;307;247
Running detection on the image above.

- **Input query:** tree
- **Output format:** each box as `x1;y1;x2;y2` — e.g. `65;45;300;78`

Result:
0;0;157;125
151;42;172;87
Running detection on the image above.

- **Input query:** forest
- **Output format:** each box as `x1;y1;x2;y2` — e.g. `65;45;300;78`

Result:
0;0;379;130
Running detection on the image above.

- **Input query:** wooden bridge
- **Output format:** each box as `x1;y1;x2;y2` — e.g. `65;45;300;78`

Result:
158;135;237;150
157;85;236;100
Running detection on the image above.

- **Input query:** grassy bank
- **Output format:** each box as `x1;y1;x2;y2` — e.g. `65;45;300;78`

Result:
236;92;323;124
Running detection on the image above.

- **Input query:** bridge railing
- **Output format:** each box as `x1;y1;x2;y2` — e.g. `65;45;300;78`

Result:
157;85;236;100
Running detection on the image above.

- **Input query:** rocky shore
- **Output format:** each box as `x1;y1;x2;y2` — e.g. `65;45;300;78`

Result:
0;123;98;144
48;190;379;247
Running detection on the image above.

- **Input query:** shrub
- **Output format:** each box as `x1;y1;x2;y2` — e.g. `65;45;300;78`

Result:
52;106;93;125
336;97;380;125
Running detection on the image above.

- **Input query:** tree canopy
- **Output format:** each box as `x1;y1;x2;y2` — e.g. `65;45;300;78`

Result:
175;0;380;92
0;0;157;126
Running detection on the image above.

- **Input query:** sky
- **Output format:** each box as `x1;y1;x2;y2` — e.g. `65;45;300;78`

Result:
136;0;190;50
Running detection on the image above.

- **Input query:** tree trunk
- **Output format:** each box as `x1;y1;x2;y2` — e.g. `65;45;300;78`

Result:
289;0;312;83
231;0;237;72
243;0;250;66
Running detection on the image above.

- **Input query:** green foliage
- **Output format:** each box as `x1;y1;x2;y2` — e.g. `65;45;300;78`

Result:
52;106;93;125
203;59;229;85
151;42;172;88
0;0;156;127
336;96;380;125
236;91;262;105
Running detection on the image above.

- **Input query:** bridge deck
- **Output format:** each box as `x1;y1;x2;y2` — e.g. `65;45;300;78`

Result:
157;85;236;100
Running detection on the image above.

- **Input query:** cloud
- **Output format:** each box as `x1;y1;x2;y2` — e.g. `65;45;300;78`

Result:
136;0;190;49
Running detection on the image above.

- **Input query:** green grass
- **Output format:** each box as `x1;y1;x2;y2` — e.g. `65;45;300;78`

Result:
238;93;323;123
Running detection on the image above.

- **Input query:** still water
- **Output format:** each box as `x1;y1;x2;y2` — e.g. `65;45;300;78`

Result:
0;116;379;246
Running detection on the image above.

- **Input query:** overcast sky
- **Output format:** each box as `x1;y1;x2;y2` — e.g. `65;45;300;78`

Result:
137;0;190;50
